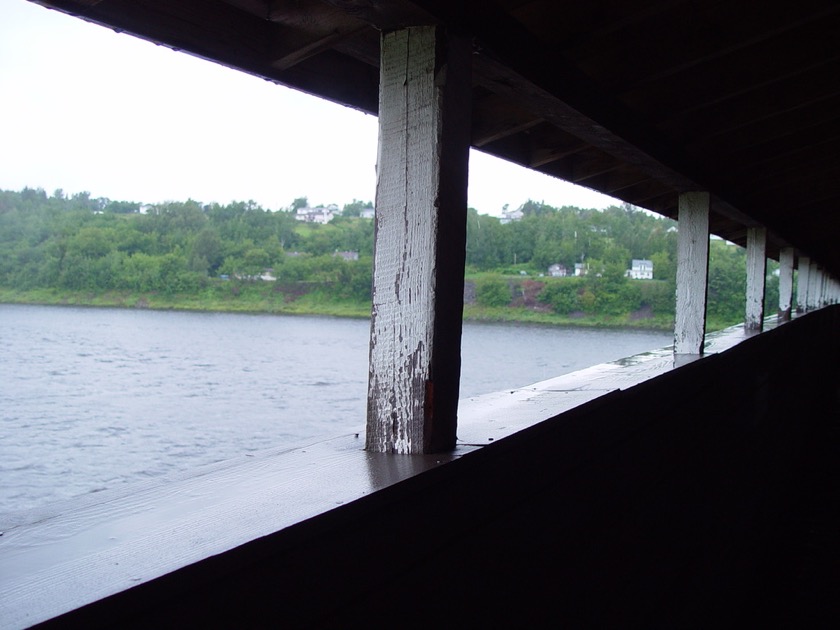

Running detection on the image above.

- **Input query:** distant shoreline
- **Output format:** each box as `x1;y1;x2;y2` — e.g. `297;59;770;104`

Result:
0;287;678;332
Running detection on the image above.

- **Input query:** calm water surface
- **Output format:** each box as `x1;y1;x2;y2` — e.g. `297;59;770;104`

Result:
0;304;671;516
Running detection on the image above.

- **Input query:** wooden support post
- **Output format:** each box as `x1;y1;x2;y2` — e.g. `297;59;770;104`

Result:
778;247;794;322
807;261;821;311
366;26;472;454
674;192;710;355
816;266;827;308
745;227;767;332
829;277;840;305
797;256;810;314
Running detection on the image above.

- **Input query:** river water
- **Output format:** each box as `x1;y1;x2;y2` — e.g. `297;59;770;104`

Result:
0;304;672;516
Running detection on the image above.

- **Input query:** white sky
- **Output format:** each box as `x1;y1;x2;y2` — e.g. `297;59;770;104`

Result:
0;0;621;216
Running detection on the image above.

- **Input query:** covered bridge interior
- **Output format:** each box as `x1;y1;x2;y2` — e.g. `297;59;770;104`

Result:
10;0;840;627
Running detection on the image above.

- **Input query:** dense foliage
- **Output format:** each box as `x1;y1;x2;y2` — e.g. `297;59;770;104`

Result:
0;188;374;303
0;188;779;328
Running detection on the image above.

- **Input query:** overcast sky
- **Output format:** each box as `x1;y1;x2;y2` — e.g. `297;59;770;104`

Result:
0;0;621;215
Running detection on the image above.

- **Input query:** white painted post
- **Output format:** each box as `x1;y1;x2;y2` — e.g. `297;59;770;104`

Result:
797;256;810;314
745;227;767;332
808;261;821;311
778;247;794;321
817;266;828;308
366;26;472;454
832;278;840;305
830;277;840;305
674;192;710;355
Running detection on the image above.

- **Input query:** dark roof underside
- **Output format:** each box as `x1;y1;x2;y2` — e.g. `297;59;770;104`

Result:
31;0;840;277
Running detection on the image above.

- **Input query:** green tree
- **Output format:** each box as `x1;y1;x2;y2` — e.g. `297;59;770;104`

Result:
191;228;224;275
538;279;583;314
342;199;373;217
475;277;511;307
707;239;746;325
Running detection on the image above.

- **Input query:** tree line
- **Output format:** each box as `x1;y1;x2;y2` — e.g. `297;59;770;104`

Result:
0;188;776;327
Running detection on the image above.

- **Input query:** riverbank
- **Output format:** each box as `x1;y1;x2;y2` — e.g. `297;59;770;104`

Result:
0;286;690;331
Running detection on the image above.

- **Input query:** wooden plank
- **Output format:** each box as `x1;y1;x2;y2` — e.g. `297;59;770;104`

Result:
778;247;795;321
0;433;468;628
367;26;471;454
622;16;840;121
571;155;623;184
470;92;543;147
270;24;369;71
797;255;811;314
831;278;840;305
807;261;822;311
746;226;768;331
674;192;710;354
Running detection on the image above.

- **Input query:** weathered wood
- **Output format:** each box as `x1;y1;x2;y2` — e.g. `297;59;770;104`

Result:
778;247;795;321
270;24;369;71
807;261;822;311
674;192;710;355
745;226;767;331
471;92;543;147
829;277;840;305
797;255;810;314
366;26;472;454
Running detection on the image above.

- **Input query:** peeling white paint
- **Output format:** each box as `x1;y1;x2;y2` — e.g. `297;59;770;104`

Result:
778;247;794;320
745;226;767;331
797;255;810;314
674;192;710;355
807;260;821;311
367;27;442;454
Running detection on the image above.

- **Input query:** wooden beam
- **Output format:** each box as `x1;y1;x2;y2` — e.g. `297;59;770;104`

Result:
625;18;840;121
473;118;542;148
366;25;472;454
571;156;622;184
674;192;710;355
270;24;369;71
797;255;810;314
745;227;767;332
808;262;822;311
778;247;795;321
830;277;840;305
529;141;587;168
608;4;840;94
471;92;542;147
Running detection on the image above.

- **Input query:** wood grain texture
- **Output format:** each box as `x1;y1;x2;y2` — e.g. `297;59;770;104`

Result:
674;191;710;354
366;26;470;454
797;255;811;314
807;261;822;311
746;226;767;331
778;247;795;320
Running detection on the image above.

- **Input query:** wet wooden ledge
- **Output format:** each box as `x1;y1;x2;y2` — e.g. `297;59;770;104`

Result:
0;321;762;629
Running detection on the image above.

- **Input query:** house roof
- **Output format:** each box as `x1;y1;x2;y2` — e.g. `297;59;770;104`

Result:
29;0;840;277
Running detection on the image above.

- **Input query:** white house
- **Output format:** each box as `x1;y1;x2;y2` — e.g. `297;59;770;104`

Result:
626;259;654;280
295;206;335;224
359;207;375;219
499;208;524;224
548;263;568;277
574;262;588;277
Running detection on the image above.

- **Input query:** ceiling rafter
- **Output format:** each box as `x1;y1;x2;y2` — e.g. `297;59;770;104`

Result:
270;23;369;70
